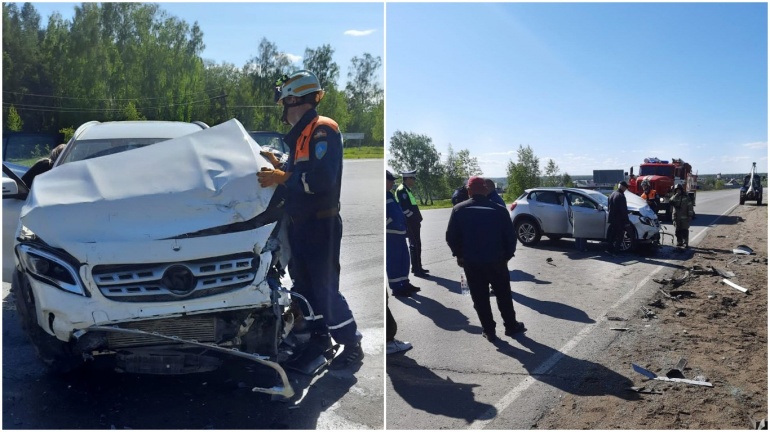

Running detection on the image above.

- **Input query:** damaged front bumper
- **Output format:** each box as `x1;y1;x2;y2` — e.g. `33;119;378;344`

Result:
75;325;295;399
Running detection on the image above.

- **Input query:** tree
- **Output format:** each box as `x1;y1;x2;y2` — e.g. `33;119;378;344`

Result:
389;130;444;204
505;145;540;201
7;105;23;131
345;53;382;147
303;44;339;90
543;159;560;186
444;145;483;190
561;172;574;187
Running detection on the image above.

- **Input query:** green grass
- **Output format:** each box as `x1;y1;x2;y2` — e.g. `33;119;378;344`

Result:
7;157;38;167
343;146;383;159
418;198;456;210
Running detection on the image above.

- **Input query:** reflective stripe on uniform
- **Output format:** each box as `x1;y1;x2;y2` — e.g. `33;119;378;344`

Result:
386;229;407;235
304;314;325;321
389;276;409;283
386;217;393;224
404;210;413;217
466;206;495;211
301;172;314;194
328;317;355;330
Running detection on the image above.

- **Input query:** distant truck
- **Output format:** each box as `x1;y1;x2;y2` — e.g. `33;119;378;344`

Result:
628;157;697;220
592;170;624;187
739;162;763;205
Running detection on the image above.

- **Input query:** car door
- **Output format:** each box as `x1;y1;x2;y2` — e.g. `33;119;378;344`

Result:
2;164;28;282
529;190;569;235
567;191;606;239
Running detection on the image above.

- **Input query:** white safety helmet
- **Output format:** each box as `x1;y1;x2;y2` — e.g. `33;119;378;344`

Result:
274;70;325;106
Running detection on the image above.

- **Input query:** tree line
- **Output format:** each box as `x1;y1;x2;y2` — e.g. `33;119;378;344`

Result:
388;130;574;204
2;2;384;146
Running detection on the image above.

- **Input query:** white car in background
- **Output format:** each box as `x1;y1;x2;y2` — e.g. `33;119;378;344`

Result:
1;119;317;398
509;187;661;252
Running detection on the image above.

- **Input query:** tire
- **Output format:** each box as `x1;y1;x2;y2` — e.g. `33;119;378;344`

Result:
618;225;637;253
12;272;83;373
740;197;745;205
515;218;541;246
546;235;563;241
757;194;762;206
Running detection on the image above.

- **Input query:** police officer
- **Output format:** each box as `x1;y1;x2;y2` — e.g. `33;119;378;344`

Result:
387;170;420;297
257;70;362;370
396;170;429;276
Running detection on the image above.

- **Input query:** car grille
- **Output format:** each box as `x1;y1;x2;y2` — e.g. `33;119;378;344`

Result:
106;316;218;349
92;253;256;302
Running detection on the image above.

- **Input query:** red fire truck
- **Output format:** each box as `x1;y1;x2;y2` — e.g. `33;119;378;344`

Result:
628;157;697;220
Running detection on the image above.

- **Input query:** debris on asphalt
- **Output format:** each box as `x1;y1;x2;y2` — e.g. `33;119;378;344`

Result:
648;298;665;309
675;309;687;317
632;363;714;387
732;245;754;255
639;306;656;319
722;278;749;294
626;386;663;395
607;316;627;321
620;260;639;266
749;418;768;430
669;290;695;299
665;358;687;379
610;328;629;331
546;257;555;266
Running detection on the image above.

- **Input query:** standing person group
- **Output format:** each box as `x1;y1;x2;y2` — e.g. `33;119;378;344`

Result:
670;183;694;248
396;170;429;277
446;176;524;342
258;69;363;370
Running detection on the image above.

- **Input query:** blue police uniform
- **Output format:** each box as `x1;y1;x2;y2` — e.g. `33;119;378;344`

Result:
386;189;410;294
396;173;426;274
283;108;358;347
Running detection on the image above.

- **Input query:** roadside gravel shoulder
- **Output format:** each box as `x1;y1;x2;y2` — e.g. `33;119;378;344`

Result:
535;203;768;430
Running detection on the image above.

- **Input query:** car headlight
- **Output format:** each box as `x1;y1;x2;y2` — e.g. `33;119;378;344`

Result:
16;244;85;296
639;216;654;226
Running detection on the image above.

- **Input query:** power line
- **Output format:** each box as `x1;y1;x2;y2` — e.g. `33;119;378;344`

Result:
2;87;226;102
2;94;233;113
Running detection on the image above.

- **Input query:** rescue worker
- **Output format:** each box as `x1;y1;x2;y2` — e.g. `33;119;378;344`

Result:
485;179;506;207
396;170;429;277
446;176;524;341
607;181;630;253
257;69;362;370
670;184;694;247
386;170;420;297
22;144;66;188
640;180;658;213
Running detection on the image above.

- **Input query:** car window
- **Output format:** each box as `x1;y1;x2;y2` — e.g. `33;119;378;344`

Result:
58;138;168;165
567;192;598;209
249;133;289;154
532;191;562;205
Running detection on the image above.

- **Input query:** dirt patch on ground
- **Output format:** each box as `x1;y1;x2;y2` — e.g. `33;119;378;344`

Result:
536;203;768;430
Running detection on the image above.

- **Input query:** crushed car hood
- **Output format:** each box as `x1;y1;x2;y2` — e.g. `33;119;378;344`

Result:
21;119;274;250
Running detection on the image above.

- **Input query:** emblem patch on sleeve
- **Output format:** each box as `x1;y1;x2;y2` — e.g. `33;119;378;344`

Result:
315;141;328;159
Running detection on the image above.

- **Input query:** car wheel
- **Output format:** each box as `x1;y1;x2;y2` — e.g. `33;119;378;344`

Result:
618;225;637;252
12;273;83;373
740;196;745;205
757;195;762;206
515;219;541;246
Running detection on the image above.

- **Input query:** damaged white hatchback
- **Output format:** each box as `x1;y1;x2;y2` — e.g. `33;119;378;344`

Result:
2;119;326;399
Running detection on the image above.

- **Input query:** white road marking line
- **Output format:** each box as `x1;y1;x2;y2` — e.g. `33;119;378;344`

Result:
469;202;739;429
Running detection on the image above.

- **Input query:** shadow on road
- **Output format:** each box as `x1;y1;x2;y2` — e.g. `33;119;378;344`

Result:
394;293;482;335
511;291;595;324
492;332;639;402
508;269;551;285
387;354;496;424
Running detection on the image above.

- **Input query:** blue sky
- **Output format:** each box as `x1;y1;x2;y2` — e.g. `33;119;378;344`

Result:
18;2;384;89
386;3;768;176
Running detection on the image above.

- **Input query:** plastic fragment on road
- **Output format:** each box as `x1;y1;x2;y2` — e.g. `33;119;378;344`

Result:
632;363;713;387
610;328;629;331
626;386;663;395
732;245;754;255
722;278;748;294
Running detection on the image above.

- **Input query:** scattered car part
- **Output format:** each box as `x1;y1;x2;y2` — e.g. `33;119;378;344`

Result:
722;279;748;294
632;363;713;387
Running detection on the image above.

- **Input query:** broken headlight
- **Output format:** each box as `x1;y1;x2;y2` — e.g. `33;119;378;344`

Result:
638;216;654;226
16;244;85;296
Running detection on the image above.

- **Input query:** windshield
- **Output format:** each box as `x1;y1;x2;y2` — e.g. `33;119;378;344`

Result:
58;138;169;165
249;133;288;154
639;165;675;177
582;190;608;206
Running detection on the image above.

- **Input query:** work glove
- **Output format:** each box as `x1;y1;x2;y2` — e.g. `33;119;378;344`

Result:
260;150;281;168
257;167;292;187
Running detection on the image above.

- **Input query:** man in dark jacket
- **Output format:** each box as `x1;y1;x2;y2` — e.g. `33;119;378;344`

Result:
446;176;524;342
607;181;631;252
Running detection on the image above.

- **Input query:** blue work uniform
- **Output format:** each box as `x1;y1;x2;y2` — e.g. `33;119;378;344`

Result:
396;183;424;271
386;190;410;293
283;108;358;346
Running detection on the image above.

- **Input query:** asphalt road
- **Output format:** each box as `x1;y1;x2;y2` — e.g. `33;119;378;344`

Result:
386;189;740;430
2;159;384;430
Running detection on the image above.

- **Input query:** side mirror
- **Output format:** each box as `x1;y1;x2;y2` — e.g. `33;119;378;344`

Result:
2;177;19;196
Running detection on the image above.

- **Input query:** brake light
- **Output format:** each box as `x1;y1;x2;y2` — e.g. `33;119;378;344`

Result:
509;202;517;211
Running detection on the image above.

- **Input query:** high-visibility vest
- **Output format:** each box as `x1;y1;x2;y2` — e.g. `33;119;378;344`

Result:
294;116;339;163
641;189;657;200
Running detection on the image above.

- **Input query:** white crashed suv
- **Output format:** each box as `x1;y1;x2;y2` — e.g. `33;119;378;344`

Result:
2;119;315;398
509;187;661;252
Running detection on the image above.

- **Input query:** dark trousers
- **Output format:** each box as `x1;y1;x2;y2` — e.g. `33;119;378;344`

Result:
386;233;410;291
386;297;397;341
607;221;627;251
406;219;423;270
464;260;517;334
288;215;358;346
